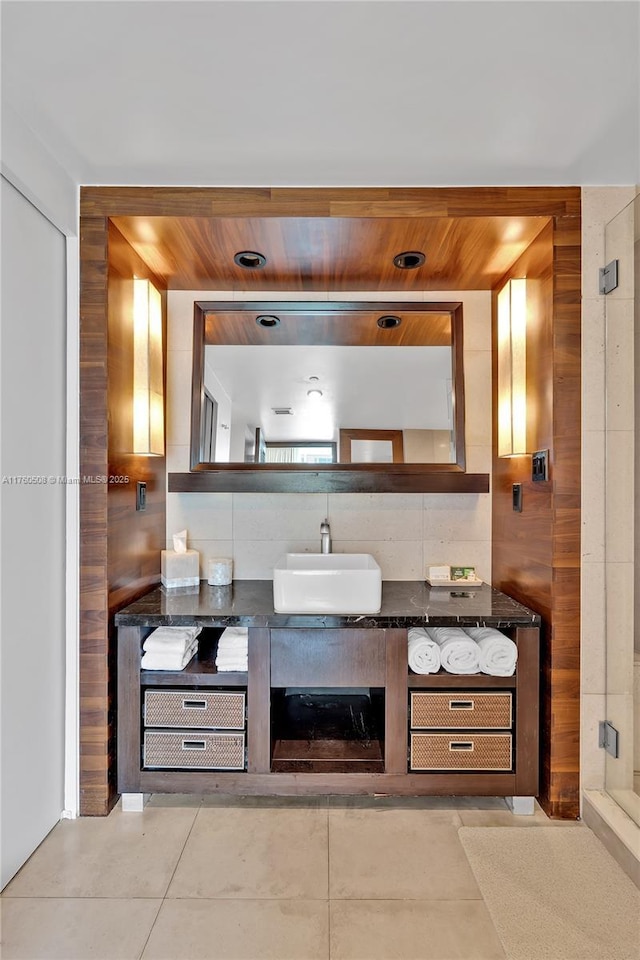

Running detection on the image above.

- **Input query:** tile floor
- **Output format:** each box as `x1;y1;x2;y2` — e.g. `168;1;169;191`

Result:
0;795;630;960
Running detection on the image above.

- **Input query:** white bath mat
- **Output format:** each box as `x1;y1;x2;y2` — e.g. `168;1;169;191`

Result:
458;827;640;960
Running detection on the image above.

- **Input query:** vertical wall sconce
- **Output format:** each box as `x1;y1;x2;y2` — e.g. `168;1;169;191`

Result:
497;278;527;457
133;277;164;456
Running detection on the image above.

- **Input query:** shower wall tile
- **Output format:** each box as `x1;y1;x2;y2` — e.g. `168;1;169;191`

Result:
580;694;606;791
605;431;634;564
580;561;606;696
581;429;606;563
605;299;635;432
581;297;605;434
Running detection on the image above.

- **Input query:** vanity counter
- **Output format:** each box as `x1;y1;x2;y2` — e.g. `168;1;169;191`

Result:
116;580;540;803
115;579;541;629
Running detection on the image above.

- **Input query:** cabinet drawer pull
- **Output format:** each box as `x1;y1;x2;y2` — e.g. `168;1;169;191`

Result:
182;699;207;710
182;740;206;750
449;699;474;710
449;741;474;751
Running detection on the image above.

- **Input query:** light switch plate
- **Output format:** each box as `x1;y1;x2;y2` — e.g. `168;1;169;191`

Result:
532;449;549;482
512;483;523;512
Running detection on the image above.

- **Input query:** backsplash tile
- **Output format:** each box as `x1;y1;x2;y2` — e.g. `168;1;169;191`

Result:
327;494;423;541
233;493;329;541
335;539;423;581
167;493;233;542
422;494;491;542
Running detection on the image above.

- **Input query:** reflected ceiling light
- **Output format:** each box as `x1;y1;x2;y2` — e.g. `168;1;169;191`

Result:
377;315;402;329
256;314;280;327
307;389;323;400
133;277;164;456
497;278;528;458
234;250;267;269
393;250;426;269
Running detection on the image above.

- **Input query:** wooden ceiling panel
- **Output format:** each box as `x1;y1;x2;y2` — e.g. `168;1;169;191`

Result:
111;215;549;291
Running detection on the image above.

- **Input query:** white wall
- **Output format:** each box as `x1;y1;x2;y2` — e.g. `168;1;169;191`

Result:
166;289;492;582
0;178;67;888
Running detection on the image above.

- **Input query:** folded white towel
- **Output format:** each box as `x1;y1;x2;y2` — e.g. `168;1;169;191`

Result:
425;627;481;674
408;627;441;675
219;627;249;642
215;653;248;664
216;661;248;672
141;640;198;671
217;638;249;650
143;626;202;653
464;627;517;677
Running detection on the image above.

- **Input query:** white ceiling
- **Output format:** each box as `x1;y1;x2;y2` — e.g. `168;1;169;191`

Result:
2;1;638;188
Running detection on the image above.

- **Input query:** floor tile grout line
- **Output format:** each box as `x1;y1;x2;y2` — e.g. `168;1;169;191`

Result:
137;798;204;959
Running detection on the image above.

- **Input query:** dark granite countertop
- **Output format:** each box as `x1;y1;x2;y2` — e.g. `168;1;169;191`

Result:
114;580;541;629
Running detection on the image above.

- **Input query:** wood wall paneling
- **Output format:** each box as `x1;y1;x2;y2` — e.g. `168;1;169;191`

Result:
491;213;581;819
79;186;581;815
79;220;167;814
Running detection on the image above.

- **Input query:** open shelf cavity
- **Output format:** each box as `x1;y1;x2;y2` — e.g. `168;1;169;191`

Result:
140;627;248;687
270;687;385;773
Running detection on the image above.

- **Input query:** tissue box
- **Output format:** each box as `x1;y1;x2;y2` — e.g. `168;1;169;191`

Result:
161;549;200;588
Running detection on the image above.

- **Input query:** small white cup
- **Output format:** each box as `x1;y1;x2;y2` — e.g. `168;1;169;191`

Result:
207;557;233;586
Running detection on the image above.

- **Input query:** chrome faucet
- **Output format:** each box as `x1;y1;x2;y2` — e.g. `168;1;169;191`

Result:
320;518;332;554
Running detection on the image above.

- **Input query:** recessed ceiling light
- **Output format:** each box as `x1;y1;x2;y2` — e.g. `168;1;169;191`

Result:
307;389;323;400
256;315;280;328
377;315;402;329
393;251;426;269
234;250;267;269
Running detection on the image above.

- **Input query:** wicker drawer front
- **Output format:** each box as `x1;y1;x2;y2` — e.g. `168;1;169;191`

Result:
410;732;512;771
143;730;245;770
144;690;245;730
410;691;512;730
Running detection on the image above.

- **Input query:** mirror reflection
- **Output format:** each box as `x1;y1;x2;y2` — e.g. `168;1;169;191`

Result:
191;302;465;469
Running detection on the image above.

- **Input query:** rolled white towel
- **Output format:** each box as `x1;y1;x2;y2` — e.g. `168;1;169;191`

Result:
141;639;198;671
408;627;441;675
425;626;481;675
143;625;202;653
464;627;517;677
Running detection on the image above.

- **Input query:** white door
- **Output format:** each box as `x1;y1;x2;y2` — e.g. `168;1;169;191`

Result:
1;177;66;888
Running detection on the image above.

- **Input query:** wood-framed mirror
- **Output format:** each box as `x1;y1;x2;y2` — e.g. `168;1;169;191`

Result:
171;299;489;492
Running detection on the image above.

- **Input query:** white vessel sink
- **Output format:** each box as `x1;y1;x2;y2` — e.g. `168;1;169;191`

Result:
273;553;382;614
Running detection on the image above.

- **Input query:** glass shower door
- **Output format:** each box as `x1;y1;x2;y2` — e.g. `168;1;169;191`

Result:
603;193;639;826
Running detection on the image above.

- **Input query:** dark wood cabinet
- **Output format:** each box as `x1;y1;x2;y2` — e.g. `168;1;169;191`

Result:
117;624;539;798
